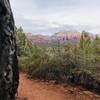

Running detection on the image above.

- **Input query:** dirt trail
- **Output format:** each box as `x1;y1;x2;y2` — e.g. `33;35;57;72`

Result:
17;73;100;100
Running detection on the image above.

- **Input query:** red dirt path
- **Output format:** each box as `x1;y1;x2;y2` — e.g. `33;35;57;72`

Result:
17;73;100;100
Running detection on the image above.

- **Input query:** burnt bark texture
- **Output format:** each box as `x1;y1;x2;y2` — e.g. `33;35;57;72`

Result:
0;0;19;100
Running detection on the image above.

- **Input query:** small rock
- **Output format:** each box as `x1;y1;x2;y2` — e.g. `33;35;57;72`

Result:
68;88;74;94
83;91;94;98
94;94;100;98
83;91;92;95
79;92;83;95
64;89;68;93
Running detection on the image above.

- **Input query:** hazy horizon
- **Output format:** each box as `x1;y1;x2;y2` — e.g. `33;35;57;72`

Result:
10;0;100;35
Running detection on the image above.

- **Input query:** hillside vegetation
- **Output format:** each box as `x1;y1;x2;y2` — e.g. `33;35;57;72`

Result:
16;27;100;93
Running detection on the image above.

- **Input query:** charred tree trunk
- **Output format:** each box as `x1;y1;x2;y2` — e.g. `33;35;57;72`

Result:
0;0;19;100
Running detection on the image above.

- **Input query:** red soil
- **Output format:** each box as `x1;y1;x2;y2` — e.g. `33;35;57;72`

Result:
17;73;100;100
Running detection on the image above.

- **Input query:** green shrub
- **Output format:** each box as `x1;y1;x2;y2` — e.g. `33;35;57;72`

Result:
17;29;100;93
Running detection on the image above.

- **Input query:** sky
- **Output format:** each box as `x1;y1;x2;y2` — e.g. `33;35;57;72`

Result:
10;0;100;35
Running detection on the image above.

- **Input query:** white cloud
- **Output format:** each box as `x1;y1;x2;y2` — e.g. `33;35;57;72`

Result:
10;0;100;34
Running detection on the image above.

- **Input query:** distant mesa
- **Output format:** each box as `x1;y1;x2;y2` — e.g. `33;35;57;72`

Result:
26;31;95;45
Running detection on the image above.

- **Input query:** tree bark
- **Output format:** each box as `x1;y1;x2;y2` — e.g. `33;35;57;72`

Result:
0;0;19;100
